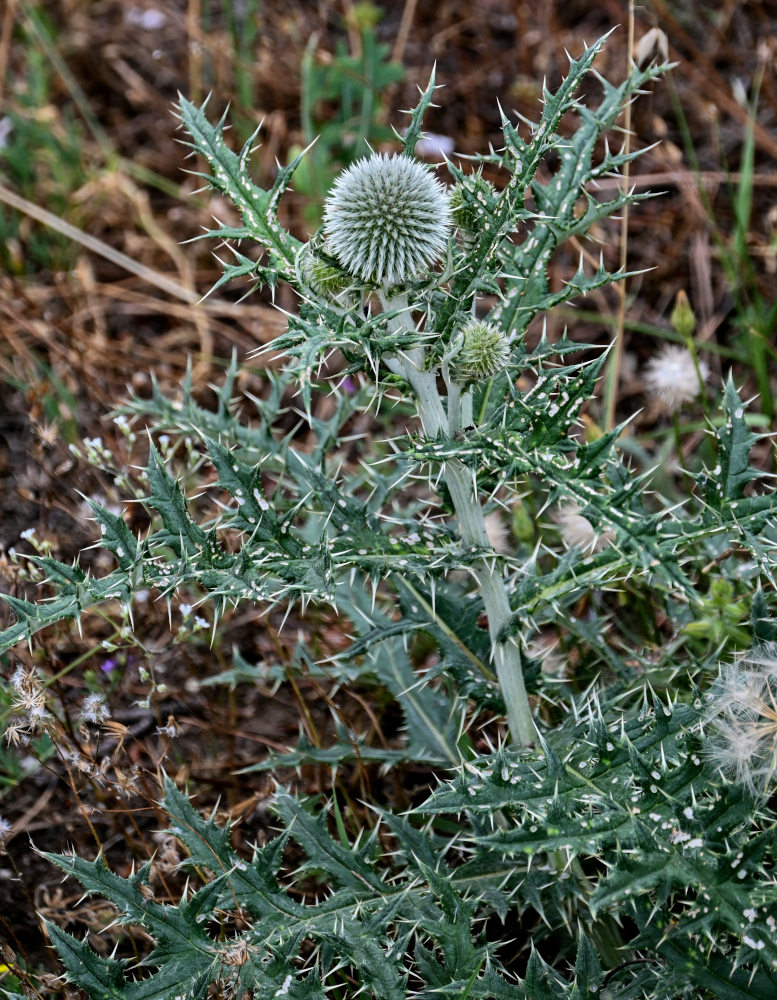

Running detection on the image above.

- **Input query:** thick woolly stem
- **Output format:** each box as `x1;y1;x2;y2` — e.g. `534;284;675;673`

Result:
383;294;534;745
443;460;535;747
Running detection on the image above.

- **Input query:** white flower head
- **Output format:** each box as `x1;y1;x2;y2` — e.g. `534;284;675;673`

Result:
705;645;777;794
643;345;709;410
323;153;451;286
82;693;110;725
554;501;613;553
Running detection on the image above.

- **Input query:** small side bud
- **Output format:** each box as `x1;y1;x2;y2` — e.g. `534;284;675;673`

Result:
449;170;496;247
297;243;353;301
450;321;510;387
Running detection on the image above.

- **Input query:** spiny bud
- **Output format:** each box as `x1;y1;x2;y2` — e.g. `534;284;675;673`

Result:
323;153;451;287
449;169;496;243
449;321;510;387
297;243;353;300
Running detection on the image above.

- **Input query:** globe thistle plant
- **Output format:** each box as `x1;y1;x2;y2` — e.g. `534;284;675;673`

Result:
322;152;451;286
8;40;777;1000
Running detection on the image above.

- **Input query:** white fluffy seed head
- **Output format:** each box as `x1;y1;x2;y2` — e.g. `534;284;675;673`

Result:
705;646;777;794
323;153;451;286
555;501;614;554
449;321;510;387
643;345;709;410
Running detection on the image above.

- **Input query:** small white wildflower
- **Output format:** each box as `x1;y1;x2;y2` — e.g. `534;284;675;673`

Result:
81;693;110;725
643;345;709;411
26;701;50;725
555;501;613;553
705;645;777;793
125;7;167;30
156;716;180;739
20;528;36;542
10;666;27;691
179;603;193;617
193;616;209;631
0;816;12;840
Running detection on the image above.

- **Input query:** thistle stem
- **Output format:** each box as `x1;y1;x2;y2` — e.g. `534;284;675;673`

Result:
444;460;535;747
384;295;535;746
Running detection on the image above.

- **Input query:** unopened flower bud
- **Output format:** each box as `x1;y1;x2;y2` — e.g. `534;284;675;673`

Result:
298;243;353;300
450;321;510;387
449;170;496;244
670;290;697;340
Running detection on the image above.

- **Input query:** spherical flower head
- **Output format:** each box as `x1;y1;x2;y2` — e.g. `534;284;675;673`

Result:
323;153;451;286
643;345;709;411
450;321;510;387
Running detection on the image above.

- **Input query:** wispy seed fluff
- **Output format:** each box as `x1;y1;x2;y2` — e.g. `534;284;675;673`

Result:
643;345;709;410
323;153;451;286
555;501;613;553
705;646;777;794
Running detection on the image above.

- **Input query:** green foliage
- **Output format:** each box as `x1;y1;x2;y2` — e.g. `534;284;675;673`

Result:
0;6;88;272
291;4;405;226
4;33;777;1000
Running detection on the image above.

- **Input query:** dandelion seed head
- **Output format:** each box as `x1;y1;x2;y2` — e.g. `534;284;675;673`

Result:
82;693;110;725
705;645;777;794
643;345;709;410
